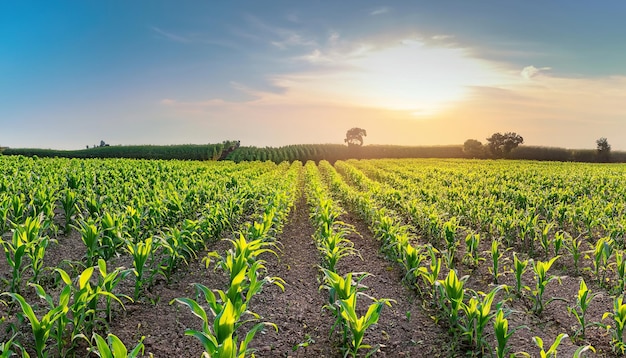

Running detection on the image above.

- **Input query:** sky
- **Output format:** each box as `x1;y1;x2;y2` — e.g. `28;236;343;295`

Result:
1;1;626;150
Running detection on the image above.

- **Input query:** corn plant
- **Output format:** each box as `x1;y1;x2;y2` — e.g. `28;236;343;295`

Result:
127;237;157;300
60;189;79;233
2;290;69;358
100;211;125;260
601;296;626;354
565;235;584;274
460;285;506;355
527;256;562;315
0;196;10;235
442;217;460;268
97;258;132;322
8;194;26;225
494;308;516;358
339;292;393;357
529;333;569;358
320;269;370;338
516;333;594;358
417;248;442;308
616;250;626;294
401;243;425;284
159;226;200;283
489;240;507;284
538;221;555;257
0;228;28;293
567;278;598;339
553;230;565;257
592;236;614;287
29;282;73;354
436;269;467;329
14;215;50;284
318;230;359;272
87;333;145;358
463;233;483;268
174;284;275;357
0;332;24;358
74;217;102;266
513;252;529;297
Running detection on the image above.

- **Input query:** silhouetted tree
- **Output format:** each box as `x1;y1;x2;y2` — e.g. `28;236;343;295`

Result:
486;132;523;158
463;139;484;158
596;137;611;162
344;127;367;147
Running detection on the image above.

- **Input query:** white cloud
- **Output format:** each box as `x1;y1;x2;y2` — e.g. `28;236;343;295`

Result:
521;65;551;79
328;31;340;45
370;7;390;16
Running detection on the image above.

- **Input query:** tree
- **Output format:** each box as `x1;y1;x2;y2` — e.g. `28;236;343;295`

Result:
486;132;523;158
596;137;611;162
463;139;484;158
344;127;367;147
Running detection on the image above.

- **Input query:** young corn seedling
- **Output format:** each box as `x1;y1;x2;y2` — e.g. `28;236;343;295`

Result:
436;269;467;329
602;296;626;354
513;253;529;297
528;256;563;315
494;308;520;358
615;250;626;294
592;237;614;287
96;258;132;322
489;240;507;284
12;215;50;284
402;243;424;285
417;248;442;308
538;221;555;258
127;237;157;300
553;230;565;257
527;333;569;358
517;333;594;358
86;333;145;358
159;227;197;283
463;233;483;269
174;284;275;357
0;227;28;293
567;278;598;340
460;285;506;355
8;194;26;225
0;332;24;358
100;211;125;260
565;235;584;275
28;282;74;355
2;290;69;358
60;189;79;233
339;292;393;357
320;269;370;338
0;196;10;235
319;231;359;272
442;217;460;268
74;217;103;266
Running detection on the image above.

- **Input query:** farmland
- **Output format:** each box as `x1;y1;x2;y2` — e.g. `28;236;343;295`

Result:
2;156;626;357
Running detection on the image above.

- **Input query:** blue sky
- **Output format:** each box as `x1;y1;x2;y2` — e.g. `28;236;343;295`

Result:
2;1;626;150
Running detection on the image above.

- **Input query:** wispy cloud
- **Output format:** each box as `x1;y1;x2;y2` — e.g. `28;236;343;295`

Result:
370;7;390;16
244;15;317;49
521;65;552;79
151;26;191;43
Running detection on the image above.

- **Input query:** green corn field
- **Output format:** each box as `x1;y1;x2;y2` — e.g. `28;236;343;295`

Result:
3;156;626;356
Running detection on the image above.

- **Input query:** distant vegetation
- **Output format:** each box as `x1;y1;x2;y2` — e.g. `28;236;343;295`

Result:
1;141;240;161
2;136;624;163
